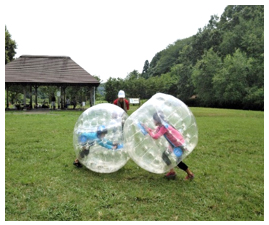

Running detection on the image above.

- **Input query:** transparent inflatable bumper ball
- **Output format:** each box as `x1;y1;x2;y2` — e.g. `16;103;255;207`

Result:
73;103;129;173
123;93;198;174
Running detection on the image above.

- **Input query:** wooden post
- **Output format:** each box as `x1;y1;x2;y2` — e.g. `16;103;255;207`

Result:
29;85;32;109
61;86;64;109
35;85;38;108
6;85;9;109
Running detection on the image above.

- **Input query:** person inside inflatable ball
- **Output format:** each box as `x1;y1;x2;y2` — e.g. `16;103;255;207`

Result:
141;111;194;180
73;125;123;167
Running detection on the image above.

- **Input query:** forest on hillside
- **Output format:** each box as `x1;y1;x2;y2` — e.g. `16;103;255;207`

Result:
105;5;264;110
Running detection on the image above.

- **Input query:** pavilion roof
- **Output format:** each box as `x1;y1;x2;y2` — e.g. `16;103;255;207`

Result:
5;55;100;87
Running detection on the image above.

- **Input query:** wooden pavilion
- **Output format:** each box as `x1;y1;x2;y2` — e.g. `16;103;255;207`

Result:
5;55;100;110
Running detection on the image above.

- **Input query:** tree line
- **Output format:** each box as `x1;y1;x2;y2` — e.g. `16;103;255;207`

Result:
105;5;264;110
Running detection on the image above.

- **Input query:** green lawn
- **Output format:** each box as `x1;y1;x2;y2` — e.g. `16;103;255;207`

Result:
5;106;264;221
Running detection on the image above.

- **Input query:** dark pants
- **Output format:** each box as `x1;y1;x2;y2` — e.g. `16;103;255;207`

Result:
177;161;188;171
79;149;90;158
162;151;189;171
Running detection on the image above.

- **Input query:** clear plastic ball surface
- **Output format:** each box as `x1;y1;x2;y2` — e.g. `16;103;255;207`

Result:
73;103;129;173
123;93;198;174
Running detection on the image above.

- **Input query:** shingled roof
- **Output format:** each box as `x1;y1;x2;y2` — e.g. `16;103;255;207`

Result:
5;55;100;86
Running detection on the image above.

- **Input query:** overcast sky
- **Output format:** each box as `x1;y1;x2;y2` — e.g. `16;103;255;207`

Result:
3;0;265;83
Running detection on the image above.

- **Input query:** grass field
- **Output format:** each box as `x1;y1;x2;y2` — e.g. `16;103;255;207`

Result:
5;105;264;221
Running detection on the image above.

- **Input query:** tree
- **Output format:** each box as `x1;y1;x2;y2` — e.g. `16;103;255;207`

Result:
192;48;222;106
125;70;140;80
134;78;147;99
158;72;178;97
6;85;24;104
147;51;163;77
5;26;17;64
141;60;150;78
104;77;124;102
189;15;222;66
148;41;189;77
243;86;264;110
218;5;264;58
213;49;252;107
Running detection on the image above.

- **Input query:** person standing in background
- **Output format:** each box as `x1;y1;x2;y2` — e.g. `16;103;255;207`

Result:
113;90;129;113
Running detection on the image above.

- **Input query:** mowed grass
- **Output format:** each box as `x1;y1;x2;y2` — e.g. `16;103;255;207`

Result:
5;106;264;221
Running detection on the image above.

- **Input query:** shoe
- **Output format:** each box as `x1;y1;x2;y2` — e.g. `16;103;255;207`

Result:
185;173;194;180
73;161;82;168
164;171;176;180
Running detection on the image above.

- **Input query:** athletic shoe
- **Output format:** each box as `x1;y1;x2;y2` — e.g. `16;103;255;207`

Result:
73;161;82;168
165;171;176;180
185;173;194;180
